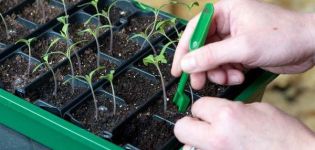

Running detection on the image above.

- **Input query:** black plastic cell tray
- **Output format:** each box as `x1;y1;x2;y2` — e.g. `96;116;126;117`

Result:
0;0;265;149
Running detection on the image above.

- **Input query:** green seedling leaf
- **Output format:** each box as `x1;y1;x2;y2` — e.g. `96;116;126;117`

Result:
130;32;148;41
155;54;167;64
100;70;115;81
143;55;155;66
46;38;61;54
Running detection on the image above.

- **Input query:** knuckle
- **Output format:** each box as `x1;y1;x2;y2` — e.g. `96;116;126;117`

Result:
217;103;242;121
237;36;255;62
192;97;210;114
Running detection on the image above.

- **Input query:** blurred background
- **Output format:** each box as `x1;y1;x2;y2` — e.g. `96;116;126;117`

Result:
139;0;315;131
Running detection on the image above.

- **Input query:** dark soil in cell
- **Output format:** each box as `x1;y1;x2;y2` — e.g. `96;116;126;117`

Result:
0;14;32;45
113;111;174;149
193;81;227;97
150;85;189;123
135;48;174;83
19;0;62;24
71;94;131;133
69;23;105;48
99;7;127;25
105;70;160;109
26;67;86;108
0;54;46;93
99;30;140;60
22;37;68;66
125;16;158;34
0;0;22;14
71;48;118;82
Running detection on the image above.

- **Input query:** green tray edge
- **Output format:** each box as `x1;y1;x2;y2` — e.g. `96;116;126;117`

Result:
0;1;278;150
0;89;123;150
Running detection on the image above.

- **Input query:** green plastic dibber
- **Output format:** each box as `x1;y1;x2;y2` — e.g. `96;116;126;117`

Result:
173;3;214;113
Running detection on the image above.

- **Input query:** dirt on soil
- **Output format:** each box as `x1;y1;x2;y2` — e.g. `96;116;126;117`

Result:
19;0;62;24
71;93;132;134
0;0;22;14
0;54;46;93
0;14;32;45
100;30;140;60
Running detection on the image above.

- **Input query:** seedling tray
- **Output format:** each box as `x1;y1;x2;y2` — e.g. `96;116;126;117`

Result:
0;0;277;149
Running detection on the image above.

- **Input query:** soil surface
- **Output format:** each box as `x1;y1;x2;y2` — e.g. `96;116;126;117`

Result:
72;48;118;82
0;0;22;14
68;23;105;48
27;67;87;108
100;7;126;25
22;37;68;66
71;93;131;133
100;30;140;60
113;108;174;149
135;47;175;83
0;54;46;93
125;15;158;34
19;0;62;24
105;70;160;109
0;14;32;45
193;81;227;97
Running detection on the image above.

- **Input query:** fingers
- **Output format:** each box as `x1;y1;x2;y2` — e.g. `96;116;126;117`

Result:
191;97;235;123
171;14;201;77
174;116;213;150
190;72;206;90
180;37;250;73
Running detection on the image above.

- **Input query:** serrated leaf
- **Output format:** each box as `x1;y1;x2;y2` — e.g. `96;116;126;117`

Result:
143;55;155;66
155;54;167;64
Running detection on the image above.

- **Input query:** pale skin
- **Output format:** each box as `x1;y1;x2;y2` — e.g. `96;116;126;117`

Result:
171;0;315;149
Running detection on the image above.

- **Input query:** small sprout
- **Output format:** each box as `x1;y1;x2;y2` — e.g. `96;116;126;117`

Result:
84;0;126;55
16;38;36;76
78;25;112;67
57;16;83;74
130;32;158;55
0;13;10;39
33;54;58;96
64;66;105;120
142;41;175;112
61;0;69;22
100;70;116;115
47;40;87;93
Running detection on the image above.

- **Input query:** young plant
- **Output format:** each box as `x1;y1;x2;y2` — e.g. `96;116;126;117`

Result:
84;0;126;54
0;13;9;39
78;25;112;67
140;1;199;49
100;70;116;115
60;0;69;22
16;38;36;76
48;40;86;93
56;16;83;74
33;54;58;96
154;18;179;48
143;50;168;112
64;66;105;120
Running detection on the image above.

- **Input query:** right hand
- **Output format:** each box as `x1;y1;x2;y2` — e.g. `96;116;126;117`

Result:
171;0;315;89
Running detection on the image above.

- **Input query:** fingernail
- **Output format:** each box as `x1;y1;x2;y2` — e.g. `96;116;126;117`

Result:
230;73;242;85
181;56;196;72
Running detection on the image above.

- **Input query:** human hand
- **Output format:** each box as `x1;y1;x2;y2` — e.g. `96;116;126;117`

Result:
174;97;315;150
171;0;315;89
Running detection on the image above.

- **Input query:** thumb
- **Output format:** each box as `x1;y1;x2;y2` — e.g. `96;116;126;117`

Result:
180;37;251;73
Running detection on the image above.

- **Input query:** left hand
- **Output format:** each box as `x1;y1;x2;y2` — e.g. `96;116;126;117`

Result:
174;97;315;150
